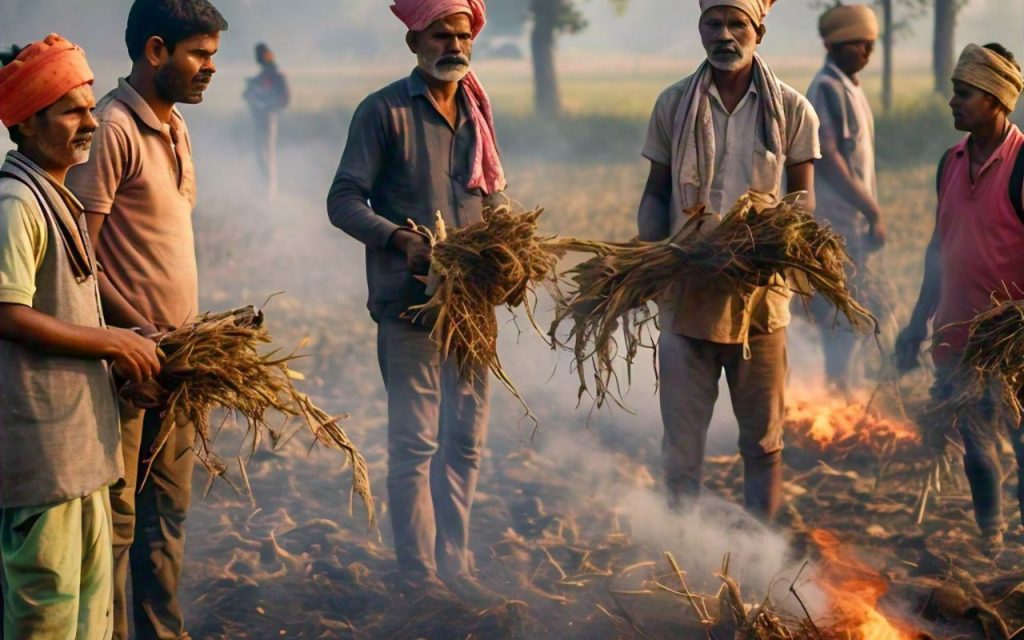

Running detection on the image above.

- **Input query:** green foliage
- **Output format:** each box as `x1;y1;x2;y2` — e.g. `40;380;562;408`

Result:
488;0;629;36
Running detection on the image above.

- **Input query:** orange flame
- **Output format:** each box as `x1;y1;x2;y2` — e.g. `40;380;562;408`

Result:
786;386;919;450
811;529;916;640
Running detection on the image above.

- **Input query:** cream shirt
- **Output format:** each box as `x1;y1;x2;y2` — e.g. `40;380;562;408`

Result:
642;72;821;345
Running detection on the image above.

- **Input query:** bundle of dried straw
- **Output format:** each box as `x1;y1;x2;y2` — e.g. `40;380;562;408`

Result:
406;199;559;418
548;193;878;407
925;294;1024;448
121;306;374;525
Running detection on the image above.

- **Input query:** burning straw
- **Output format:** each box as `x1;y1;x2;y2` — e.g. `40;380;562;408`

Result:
548;193;878;407
121;306;375;526
405;199;559;419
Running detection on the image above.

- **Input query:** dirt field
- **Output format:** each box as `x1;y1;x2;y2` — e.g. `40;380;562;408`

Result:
170;63;1024;639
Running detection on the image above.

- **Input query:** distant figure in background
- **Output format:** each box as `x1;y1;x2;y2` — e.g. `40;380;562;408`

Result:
244;42;288;199
807;3;884;393
896;43;1024;556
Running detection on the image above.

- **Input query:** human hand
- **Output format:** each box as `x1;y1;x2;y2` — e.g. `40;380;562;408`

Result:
105;328;161;384
393;229;433;275
867;218;887;251
893;323;926;373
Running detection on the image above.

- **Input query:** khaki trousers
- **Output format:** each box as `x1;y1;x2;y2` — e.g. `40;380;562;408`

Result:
110;404;194;640
377;318;490;580
658;328;787;519
0;488;113;640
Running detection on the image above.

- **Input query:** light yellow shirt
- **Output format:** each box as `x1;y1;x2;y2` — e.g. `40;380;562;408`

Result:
0;176;47;306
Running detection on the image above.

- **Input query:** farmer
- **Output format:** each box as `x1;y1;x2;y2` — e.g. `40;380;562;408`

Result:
807;3;885;393
0;34;160;639
243;42;288;198
637;0;820;521
896;43;1024;555
66;1;228;637
327;0;505;608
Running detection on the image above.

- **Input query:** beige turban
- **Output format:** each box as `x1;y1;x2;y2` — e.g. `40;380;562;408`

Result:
819;4;879;46
952;43;1024;112
699;0;776;25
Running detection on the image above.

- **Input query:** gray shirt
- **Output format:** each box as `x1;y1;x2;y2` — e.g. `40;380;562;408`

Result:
327;68;486;322
807;61;877;246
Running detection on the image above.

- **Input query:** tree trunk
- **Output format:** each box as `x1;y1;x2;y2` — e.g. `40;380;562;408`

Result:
531;0;561;117
882;0;893;114
933;0;958;94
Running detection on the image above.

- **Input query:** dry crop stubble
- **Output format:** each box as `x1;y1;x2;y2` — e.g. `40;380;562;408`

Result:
548;192;879;408
120;305;375;527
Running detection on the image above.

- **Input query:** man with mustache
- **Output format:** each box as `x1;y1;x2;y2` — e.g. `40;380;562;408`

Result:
806;3;884;393
638;0;820;521
327;0;505;608
66;1;227;637
0;34;160;639
896;43;1024;556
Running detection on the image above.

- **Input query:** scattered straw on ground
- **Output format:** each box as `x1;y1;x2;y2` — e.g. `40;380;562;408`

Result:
120;305;375;526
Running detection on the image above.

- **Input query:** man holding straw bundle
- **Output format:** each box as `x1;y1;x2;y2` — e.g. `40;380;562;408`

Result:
807;3;885;393
327;0;505;608
896;43;1024;555
0;34;160;639
67;1;228;636
637;0;820;521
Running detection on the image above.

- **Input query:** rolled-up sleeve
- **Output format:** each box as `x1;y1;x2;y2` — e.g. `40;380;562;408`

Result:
784;92;822;166
0;196;45;306
641;88;676;167
326;97;402;249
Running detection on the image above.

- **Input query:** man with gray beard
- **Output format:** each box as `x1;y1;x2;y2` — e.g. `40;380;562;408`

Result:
327;0;505;609
637;0;820;522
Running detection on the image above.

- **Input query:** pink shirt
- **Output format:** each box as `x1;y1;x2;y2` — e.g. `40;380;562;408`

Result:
933;125;1024;366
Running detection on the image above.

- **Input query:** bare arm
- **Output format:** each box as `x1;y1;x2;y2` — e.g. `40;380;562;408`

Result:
0;302;160;383
818;135;885;245
637;161;673;242
785;160;816;213
85;213;156;333
894;229;942;371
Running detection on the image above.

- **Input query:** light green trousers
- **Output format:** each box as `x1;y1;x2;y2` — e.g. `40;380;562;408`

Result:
1;487;114;640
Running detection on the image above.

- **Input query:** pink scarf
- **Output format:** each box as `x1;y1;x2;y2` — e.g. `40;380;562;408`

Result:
391;0;506;194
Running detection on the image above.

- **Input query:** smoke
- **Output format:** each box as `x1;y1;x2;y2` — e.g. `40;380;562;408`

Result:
530;427;832;618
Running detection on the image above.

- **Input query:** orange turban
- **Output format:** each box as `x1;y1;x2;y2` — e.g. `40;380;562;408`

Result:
699;0;778;25
0;33;93;128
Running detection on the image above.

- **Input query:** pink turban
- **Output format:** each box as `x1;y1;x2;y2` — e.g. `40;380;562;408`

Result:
391;0;487;38
390;0;506;195
699;0;777;25
0;33;93;128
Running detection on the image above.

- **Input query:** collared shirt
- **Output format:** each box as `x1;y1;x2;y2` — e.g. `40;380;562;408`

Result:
327;68;487;322
707;81;760;214
66;77;198;330
932;125;1024;366
642;70;821;345
808;60;877;252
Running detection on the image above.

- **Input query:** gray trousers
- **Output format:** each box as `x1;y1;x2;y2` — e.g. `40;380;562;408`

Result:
377;318;490;579
658;329;787;519
111;404;195;640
